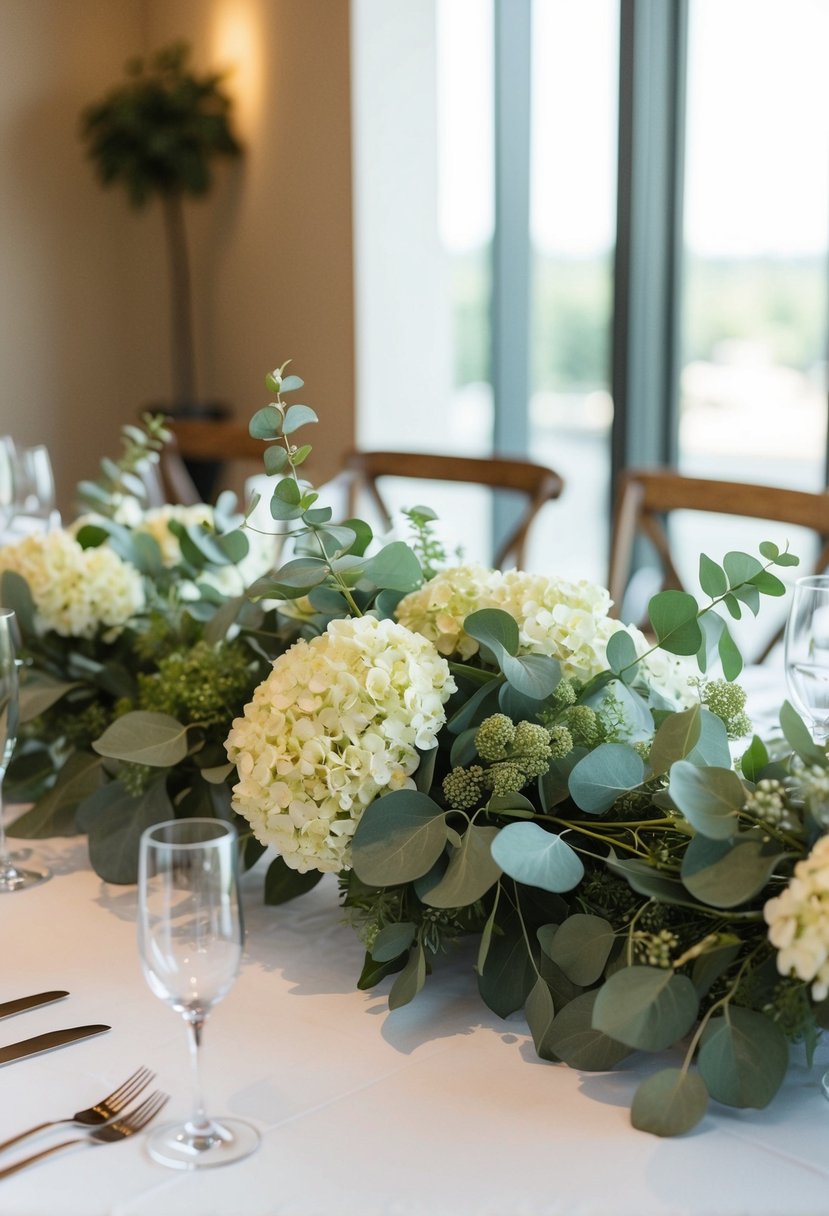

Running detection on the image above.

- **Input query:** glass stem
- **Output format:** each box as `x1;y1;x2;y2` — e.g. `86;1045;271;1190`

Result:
184;1013;212;1139
0;778;13;873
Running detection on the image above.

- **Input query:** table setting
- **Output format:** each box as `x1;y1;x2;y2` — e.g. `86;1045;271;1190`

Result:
2;363;829;1215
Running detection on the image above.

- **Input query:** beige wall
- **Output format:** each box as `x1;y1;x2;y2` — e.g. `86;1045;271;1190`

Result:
0;0;354;514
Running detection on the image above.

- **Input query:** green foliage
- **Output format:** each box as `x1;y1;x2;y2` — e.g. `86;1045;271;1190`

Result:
79;42;241;207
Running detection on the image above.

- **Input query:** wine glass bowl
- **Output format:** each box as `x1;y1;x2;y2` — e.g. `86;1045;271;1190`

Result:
784;576;829;743
0;608;49;892
137;818;259;1169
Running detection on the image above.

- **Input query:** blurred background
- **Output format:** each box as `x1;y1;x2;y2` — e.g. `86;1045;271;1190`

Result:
1;0;827;590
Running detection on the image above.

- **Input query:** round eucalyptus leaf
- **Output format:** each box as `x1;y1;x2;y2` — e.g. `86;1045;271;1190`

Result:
92;711;190;767
543;913;615;986
248;405;283;439
420;825;502;908
264;857;324;906
605;629;639;680
282;404;319;435
698;1008;788;1108
680;833;787;908
648;590;703;656
360;541;422;592
351;790;447;886
593;966;699;1051
463;608;519;659
631;1068;709;1137
490;821;584;894
568;743;646;815
545;990;632;1071
669;760;744;839
500;652;560;699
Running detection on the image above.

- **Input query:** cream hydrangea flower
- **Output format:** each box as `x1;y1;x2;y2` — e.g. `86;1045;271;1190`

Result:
134;504;275;592
396;564;692;703
0;530;144;638
225;615;456;874
764;834;829;1000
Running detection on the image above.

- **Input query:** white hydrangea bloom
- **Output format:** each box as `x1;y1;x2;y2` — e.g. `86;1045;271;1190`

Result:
225;615;456;874
764;834;829;1000
0;530;144;638
135;504;276;592
396;564;692;702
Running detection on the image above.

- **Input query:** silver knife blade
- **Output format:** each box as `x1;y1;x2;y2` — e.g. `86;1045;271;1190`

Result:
0;991;69;1021
0;1024;110;1066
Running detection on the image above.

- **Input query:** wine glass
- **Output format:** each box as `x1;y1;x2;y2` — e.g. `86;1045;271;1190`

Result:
10;445;57;533
137;818;260;1169
0;609;50;892
784;575;829;743
0;438;18;536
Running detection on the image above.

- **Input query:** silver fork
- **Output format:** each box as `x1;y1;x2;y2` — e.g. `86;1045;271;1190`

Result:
0;1066;154;1155
0;1090;169;1181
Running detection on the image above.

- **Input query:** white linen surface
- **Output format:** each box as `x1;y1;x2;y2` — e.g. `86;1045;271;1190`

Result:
1;827;829;1216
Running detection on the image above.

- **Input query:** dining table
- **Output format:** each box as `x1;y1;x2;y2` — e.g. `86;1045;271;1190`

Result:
2;665;829;1216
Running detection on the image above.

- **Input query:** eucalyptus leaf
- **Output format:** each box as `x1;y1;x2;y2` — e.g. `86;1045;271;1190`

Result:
81;778;175;884
500;652;560;700
463;608;519;659
490;821;584;894
371;922;417;963
568;743;646;814
680;833;787;908
388;941;426;1010
351;789;447;886
630;1068;709;1137
698;1007;788;1108
477;905;536;1017
668;760;744;839
249;405;283;439
684;708;732;768
18;672;80;722
476;887;500;975
263;444;289;475
545;990;633;1071
699;553;727;598
92;711;190;767
7;752;102;839
524;977;556;1059
282;404;319;434
648;704;701;777
740;734;769;783
607;854;701;908
779;699;826;765
605;629;639;681
691;940;741;997
539;747;588;809
420;825;502;908
360;542;422;593
279;374;305;393
542;914;615;986
648;590;703;656
592;966;699;1051
264;857;324;905
717;624;743;680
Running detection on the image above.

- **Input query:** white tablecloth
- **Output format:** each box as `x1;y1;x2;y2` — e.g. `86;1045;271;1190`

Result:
1;825;829;1216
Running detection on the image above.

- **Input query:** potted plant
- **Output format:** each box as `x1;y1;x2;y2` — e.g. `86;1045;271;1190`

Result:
80;41;242;426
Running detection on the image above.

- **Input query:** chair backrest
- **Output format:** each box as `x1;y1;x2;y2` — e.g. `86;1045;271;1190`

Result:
159;419;268;504
608;468;829;645
343;450;564;569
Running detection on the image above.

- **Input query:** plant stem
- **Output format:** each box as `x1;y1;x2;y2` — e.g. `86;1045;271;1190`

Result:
161;192;196;409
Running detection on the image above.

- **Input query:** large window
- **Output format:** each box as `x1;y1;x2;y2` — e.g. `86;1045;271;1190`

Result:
351;0;829;595
528;0;619;581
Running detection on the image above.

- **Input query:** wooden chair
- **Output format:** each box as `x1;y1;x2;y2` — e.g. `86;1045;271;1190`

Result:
159;419;270;504
342;450;564;569
608;468;829;656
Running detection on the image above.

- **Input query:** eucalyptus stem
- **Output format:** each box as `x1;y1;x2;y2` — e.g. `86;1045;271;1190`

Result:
677;943;763;1078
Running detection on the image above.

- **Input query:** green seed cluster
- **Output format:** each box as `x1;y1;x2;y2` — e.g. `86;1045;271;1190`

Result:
118;761;156;797
744;778;798;831
137;640;255;728
442;764;488;810
698;678;752;739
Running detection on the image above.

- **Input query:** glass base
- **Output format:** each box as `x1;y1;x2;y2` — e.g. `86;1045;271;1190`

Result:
147;1116;260;1170
0;860;50;893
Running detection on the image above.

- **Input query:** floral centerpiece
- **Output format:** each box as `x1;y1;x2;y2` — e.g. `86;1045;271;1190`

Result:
7;365;829;1139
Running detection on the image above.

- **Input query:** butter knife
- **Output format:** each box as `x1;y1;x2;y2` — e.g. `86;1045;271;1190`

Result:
0;1025;110;1066
0;991;69;1021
